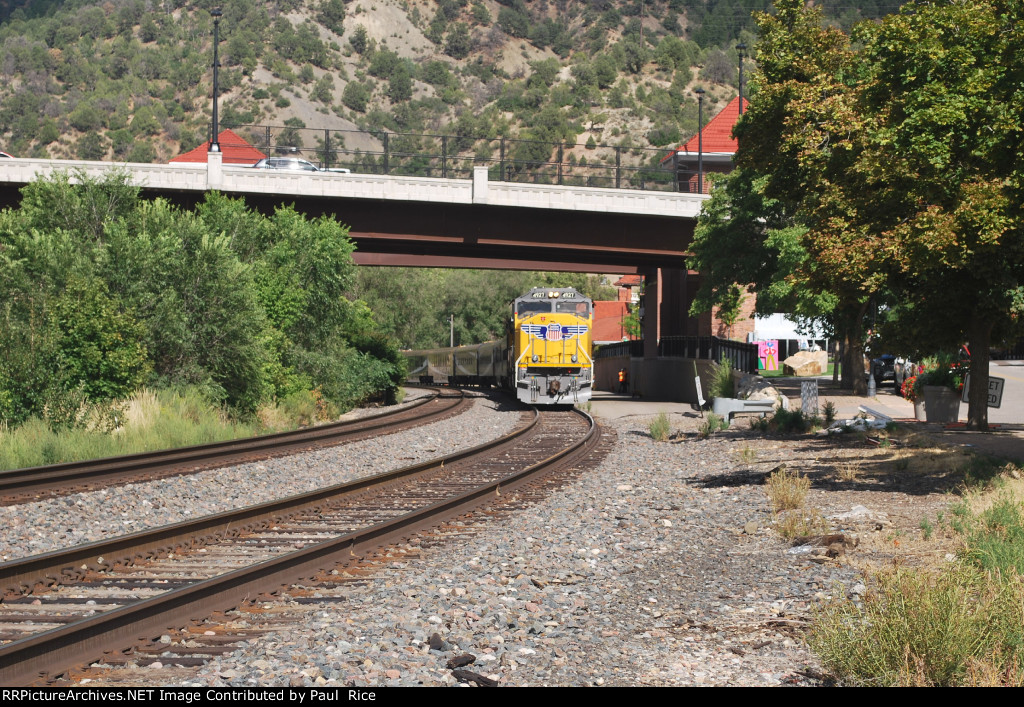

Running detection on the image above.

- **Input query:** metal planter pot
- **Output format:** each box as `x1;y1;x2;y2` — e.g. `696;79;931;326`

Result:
922;385;960;423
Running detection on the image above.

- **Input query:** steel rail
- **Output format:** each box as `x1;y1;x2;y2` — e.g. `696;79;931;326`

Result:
0;409;597;686
0;387;465;501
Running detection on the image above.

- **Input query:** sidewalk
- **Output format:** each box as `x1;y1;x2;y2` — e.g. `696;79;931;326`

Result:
588;378;1024;464
772;376;1024;463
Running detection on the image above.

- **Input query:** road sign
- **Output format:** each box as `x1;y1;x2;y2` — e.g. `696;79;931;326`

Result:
962;374;1005;408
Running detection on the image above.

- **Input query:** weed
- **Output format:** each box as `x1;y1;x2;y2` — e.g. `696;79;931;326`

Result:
810;566;1024;686
775;508;830;540
738;444;757;464
576;401;592;414
698;412;728;439
648;412;671;442
810;479;1024;686
823;400;837;424
766;466;811;512
836;462;860;482
920;517;934;540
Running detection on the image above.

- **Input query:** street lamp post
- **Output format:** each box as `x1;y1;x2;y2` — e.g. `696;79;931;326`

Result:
695;87;705;194
737;42;746;115
209;8;223;153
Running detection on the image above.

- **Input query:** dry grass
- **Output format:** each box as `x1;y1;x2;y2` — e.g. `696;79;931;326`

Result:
775;508;831;540
765;466;811;512
835;461;860;482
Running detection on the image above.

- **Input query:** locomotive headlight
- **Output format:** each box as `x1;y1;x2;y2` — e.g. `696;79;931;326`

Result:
532;354;539;363
571;354;578;363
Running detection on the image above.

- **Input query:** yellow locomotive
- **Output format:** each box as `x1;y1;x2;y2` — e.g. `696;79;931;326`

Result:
507;287;593;404
404;287;593;406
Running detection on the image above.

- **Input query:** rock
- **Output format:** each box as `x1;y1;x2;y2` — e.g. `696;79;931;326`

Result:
782;350;828;377
735;375;789;410
447;654;476;669
743;521;758;535
451;669;499;687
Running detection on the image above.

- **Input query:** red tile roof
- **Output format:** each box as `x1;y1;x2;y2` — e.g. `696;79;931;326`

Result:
660;96;748;164
170;129;266;165
614;275;643;287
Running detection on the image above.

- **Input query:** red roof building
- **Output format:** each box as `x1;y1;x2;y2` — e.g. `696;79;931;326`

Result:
170;129;266;165
661;96;748;193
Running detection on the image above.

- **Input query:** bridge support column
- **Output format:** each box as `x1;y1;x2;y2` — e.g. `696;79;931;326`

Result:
472;166;489;204
207;150;223;189
659;268;691;338
641;267;661;359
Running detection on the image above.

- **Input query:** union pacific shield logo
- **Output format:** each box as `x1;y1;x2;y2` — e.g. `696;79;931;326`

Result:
523;324;588;341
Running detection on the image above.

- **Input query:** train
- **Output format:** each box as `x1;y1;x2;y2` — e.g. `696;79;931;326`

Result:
404;287;594;405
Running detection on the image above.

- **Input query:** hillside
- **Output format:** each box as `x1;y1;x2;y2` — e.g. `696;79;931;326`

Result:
0;1;896;172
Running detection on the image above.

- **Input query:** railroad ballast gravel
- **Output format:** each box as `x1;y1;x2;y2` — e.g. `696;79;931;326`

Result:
0;392;519;562
181;412;855;687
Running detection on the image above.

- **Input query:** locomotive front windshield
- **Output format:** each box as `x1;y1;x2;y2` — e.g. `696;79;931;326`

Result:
517;301;552;316
516;291;592;318
555;300;591;316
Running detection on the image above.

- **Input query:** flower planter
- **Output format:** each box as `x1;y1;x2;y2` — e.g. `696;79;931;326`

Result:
914;400;926;421
922;385;960;423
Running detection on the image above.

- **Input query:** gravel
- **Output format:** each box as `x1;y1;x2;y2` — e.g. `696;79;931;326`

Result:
9;398;940;686
0;392;519;562
178;412;859;687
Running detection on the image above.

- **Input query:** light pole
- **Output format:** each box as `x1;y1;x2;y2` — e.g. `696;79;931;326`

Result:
209;8;222;153
737;42;746;115
695;87;705;194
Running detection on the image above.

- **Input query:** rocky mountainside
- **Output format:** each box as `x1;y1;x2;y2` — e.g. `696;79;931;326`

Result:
0;1;894;170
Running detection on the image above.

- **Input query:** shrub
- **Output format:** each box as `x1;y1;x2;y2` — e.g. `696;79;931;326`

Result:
698;412;728;438
709;358;735;399
648;411;670;441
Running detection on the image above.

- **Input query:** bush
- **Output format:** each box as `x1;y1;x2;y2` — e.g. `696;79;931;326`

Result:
648;411;670;441
709;358;735;399
698;411;728;438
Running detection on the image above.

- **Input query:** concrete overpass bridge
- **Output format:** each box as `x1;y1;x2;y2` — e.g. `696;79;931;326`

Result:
0;156;709;345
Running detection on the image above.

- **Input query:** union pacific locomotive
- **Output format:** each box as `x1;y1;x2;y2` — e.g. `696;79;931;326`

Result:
405;288;594;405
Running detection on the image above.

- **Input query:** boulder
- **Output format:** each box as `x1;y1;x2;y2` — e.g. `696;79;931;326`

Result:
735;375;789;410
783;350;828;377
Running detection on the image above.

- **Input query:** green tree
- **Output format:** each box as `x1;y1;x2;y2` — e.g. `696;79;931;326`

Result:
445;22;472;59
45;277;150;403
342;81;371;113
736;0;1024;426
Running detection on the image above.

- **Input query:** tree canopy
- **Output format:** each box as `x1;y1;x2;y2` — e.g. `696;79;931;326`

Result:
693;0;1024;427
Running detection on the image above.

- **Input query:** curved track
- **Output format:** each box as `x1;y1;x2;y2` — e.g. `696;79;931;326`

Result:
0;406;601;686
0;387;468;504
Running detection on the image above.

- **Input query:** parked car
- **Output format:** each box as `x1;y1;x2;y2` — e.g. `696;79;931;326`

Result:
893;356;916;388
869;353;897;386
0;150;13;158
252;157;350;173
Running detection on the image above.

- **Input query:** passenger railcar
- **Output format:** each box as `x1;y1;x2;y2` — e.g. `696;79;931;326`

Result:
404;288;593;405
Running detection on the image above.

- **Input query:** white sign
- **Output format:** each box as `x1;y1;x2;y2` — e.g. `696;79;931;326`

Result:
962;374;1005;408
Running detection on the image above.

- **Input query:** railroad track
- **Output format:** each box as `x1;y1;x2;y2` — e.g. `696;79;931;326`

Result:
0;387;468;504
0;407;602;686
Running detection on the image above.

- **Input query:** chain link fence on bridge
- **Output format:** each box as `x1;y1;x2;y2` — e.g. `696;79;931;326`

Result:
220;123;696;192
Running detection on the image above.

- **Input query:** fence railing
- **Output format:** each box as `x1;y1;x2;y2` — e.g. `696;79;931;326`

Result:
596;336;759;374
217;123;685;192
